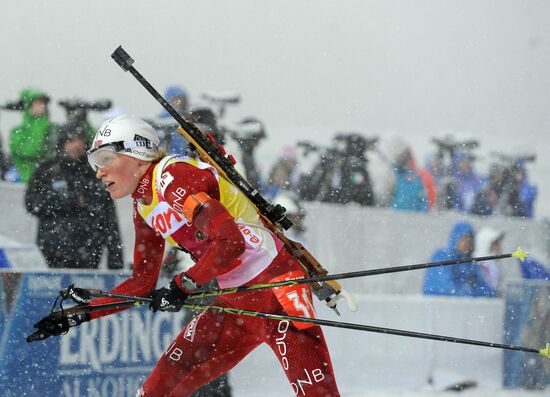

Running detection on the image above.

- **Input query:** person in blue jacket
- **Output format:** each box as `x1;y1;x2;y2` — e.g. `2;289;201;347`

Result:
158;85;190;154
513;160;538;219
423;221;496;297
450;151;484;213
386;137;429;212
519;256;550;280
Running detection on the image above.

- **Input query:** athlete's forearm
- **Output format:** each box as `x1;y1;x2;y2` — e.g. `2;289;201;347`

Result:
89;222;165;319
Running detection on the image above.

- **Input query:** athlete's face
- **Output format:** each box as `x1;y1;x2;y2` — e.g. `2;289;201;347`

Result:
95;154;150;200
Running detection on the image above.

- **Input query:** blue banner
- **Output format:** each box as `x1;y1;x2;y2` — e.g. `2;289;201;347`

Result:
0;272;186;397
503;279;550;389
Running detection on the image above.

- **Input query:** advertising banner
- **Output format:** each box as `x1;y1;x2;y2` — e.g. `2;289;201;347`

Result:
0;272;186;397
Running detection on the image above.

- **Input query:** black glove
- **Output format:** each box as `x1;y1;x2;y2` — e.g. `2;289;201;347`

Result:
149;279;191;313
26;311;90;343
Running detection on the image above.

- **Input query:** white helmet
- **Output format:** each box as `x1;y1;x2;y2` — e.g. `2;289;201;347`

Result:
91;115;160;161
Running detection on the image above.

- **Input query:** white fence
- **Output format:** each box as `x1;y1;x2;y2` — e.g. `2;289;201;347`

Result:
2;181;548;294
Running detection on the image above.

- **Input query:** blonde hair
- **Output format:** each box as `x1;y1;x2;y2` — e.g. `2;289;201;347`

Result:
153;148;167;162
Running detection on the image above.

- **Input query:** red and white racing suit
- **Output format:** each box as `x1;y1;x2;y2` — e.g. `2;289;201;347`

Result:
90;155;340;397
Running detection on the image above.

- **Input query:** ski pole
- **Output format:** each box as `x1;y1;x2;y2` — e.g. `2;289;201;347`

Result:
181;303;549;358
55;291;549;358
187;247;527;299
62;248;527;303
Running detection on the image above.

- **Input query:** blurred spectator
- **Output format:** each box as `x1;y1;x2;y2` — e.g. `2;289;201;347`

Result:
471;162;531;218
424;152;447;186
471;164;505;216
449;151;484;213
264;145;300;199
423;221;496;297
512;160;537;218
386;137;429;212
415;159;437;210
473;227;505;294
24;121;123;269
0;135;8;180
158;85;190;154
8;88;59;183
228;117;266;190
368;147;395;207
188;106;219;141
519;254;550;280
159;85;189;120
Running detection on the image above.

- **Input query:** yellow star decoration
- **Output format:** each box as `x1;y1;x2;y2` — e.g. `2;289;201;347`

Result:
512;247;528;262
539;343;550;358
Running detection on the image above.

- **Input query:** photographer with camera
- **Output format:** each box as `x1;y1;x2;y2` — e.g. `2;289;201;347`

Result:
24;121;123;269
8;88;59;183
200;90;269;192
297;133;376;206
58;97;112;144
429;136;482;212
471;154;537;218
335;133;376;206
226;117;266;190
513;158;538;218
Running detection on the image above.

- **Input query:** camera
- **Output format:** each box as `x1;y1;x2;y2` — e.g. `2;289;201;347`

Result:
58;98;112;123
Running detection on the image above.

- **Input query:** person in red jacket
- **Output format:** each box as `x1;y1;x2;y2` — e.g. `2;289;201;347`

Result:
37;115;340;397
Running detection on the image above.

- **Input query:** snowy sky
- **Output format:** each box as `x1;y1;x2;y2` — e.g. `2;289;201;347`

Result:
1;0;549;217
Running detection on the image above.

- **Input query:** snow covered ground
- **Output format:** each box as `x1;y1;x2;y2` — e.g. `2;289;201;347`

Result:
345;389;547;397
265;388;544;397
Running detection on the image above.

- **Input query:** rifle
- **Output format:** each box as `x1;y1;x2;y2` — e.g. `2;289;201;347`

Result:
111;46;346;314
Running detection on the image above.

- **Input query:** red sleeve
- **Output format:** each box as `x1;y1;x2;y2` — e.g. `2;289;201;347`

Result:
162;162;245;287
89;200;165;319
183;199;245;285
